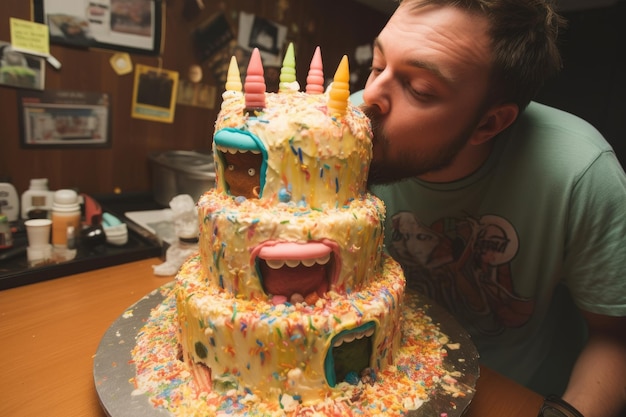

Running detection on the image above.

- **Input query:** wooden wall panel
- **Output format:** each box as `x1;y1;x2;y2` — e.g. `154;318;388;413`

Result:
0;0;388;199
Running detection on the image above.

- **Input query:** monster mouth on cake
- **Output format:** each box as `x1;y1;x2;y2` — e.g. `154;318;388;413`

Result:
325;322;376;387
214;128;267;199
253;241;340;305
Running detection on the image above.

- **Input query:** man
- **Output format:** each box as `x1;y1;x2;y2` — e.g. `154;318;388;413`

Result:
360;1;626;416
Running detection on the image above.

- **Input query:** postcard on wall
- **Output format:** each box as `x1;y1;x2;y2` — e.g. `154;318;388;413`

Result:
131;64;179;123
33;0;162;55
0;41;45;90
18;90;110;148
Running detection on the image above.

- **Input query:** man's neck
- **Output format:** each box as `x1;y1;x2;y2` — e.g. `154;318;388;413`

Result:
418;139;495;183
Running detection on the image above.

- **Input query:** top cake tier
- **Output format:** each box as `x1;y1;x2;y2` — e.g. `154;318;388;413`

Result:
211;47;373;209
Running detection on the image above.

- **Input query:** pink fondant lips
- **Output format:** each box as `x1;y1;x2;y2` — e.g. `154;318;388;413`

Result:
255;242;336;304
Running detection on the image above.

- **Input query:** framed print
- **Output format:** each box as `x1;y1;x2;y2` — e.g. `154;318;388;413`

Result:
131;64;178;123
18;90;111;148
33;0;162;55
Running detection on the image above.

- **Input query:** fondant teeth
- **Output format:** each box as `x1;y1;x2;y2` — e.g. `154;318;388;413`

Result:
265;255;331;270
266;259;284;269
333;327;375;347
317;254;330;265
285;259;300;268
302;258;316;267
217;145;261;155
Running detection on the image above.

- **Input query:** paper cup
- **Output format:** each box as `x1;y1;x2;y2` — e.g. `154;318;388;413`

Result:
25;218;52;248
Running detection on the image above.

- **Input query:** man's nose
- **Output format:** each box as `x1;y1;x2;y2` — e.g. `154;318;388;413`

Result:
363;73;390;114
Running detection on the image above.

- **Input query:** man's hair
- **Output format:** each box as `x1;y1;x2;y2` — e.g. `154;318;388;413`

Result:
400;0;566;110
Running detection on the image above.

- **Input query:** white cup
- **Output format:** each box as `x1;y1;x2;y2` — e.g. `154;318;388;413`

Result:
24;218;52;248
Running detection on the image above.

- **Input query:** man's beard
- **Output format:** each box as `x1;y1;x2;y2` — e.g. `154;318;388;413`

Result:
364;105;471;187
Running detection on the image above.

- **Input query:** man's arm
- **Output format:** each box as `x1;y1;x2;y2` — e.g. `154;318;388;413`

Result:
562;311;626;417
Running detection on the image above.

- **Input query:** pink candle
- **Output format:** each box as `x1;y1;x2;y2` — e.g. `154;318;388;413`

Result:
244;48;266;113
305;46;324;94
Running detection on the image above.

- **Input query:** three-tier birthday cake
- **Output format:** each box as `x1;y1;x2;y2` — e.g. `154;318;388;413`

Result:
130;44;473;416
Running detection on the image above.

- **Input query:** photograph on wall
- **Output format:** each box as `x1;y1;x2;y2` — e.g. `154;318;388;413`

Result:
18;90;110;148
131;64;179;123
33;0;162;55
193;13;234;63
176;80;215;109
0;41;45;90
237;12;286;67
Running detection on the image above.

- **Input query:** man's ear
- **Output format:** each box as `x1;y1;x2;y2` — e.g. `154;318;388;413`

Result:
470;103;519;145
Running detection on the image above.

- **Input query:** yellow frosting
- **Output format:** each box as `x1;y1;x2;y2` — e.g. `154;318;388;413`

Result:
213;91;372;209
174;77;408;410
197;190;385;300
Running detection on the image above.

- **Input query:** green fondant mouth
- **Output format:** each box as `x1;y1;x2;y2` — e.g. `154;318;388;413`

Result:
324;321;375;387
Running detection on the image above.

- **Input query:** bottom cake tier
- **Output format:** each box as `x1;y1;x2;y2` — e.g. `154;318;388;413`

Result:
175;254;405;406
131;272;476;417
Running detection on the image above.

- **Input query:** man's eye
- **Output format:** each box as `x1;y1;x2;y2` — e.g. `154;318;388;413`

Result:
412;89;432;98
408;84;435;101
369;66;384;75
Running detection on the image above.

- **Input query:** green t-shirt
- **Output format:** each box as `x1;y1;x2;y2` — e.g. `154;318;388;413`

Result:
369;101;626;394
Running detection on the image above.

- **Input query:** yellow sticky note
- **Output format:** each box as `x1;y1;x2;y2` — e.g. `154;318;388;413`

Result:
10;17;50;56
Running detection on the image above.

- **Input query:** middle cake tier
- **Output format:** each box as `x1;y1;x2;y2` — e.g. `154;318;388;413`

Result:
197;190;386;301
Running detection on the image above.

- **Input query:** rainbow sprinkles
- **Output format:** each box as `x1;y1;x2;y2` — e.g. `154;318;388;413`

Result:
131;281;473;416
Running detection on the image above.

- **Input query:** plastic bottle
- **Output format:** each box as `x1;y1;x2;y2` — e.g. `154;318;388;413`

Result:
51;189;81;249
21;178;55;220
0;213;13;249
0;179;19;222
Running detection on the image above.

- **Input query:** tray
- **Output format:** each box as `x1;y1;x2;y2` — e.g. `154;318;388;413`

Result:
94;284;479;417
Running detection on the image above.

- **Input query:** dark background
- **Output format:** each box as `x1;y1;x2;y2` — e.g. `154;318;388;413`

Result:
0;0;624;199
535;2;626;165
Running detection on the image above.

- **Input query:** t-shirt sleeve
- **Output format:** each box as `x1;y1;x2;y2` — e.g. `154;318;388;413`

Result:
563;150;626;316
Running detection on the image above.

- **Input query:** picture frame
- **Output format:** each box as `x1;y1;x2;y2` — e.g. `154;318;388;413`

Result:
0;41;46;90
18;90;111;148
32;0;162;56
131;64;178;123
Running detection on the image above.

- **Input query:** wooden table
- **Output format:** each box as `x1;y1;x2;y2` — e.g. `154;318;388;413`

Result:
0;258;543;417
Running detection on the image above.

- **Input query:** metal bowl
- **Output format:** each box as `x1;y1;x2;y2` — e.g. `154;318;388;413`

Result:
149;150;216;206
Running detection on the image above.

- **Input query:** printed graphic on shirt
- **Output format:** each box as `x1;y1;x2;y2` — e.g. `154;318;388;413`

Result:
389;211;534;336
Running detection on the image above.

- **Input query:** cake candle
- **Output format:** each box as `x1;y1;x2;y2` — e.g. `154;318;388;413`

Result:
279;42;297;92
305;46;324;94
225;56;242;92
327;55;350;117
244;48;266;114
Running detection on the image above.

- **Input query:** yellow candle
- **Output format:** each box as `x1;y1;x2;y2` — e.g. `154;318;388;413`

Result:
225;56;242;92
327;55;350;117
